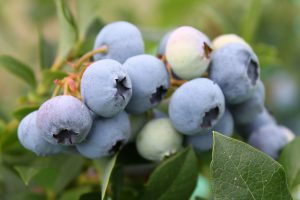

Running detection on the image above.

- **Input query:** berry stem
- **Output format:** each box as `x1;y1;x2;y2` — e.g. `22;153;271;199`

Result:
51;83;61;97
74;45;108;71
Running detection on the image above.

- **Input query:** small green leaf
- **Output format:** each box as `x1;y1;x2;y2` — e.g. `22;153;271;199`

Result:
94;154;118;200
76;0;101;40
279;136;300;189
14;166;41;186
41;69;67;87
59;186;91;200
53;155;85;192
38;30;55;69
141;147;198;200
34;155;85;192
12;105;39;121
0;55;36;88
211;132;292;200
54;0;78;66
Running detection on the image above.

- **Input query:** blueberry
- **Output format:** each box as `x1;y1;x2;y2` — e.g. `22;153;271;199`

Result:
18;111;64;156
267;71;299;112
209;43;260;104
186;108;234;152
136;118;183;161
76;112;131;159
169;78;225;135
248;124;295;159
157;30;173;57
81;59;132;117
212;34;250;50
230;79;265;125
124;55;170;114
166;26;212;80
93;21;144;63
37;95;93;146
237;107;276;139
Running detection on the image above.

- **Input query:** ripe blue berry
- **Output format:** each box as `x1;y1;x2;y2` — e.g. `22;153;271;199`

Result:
76;112;131;159
37;95;93;146
186;108;234;152
166;26;212;80
248;124;295;159
237;108;276;139
81;59;132;117
209;43;260;104
18;111;64;156
124;55;170;114
157;30;172;57
136;118;183;161
230;79;265;125
169;78;225;135
93;21;144;63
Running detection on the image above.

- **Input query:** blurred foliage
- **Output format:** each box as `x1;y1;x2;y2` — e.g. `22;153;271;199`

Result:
0;0;299;199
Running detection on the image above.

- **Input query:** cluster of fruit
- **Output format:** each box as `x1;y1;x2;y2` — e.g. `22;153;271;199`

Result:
18;21;295;161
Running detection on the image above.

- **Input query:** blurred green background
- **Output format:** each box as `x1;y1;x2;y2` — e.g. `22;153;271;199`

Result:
0;0;300;199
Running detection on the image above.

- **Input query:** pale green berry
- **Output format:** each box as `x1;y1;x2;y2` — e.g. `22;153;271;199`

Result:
212;34;250;50
166;26;211;80
136;118;183;161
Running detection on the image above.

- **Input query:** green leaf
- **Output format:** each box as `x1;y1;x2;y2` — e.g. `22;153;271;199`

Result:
12;105;39;121
211;132;292;200
0;55;36;88
76;0;101;40
279;136;300;189
141;147;198;200
94;154;118;200
59;186;91;200
14;166;41;186
41;69;67;87
79;192;101;200
53;155;85;192
38;30;55;69
54;0;78;65
34;155;85;192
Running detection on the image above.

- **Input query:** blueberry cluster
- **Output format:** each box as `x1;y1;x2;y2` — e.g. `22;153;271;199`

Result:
18;21;295;161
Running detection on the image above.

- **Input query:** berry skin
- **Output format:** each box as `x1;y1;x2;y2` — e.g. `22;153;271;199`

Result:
209;43;260;104
169;78;225;135
136;118;183;161
124;55;170;114
212;34;250;50
237;107;276;139
18;111;64;156
81;59;132;117
230;79;265;125
93;21;144;63
157;30;173;57
37;95;93;146
76;112;131;159
248;124;295;159
166;26;212;80
186;108;234;152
